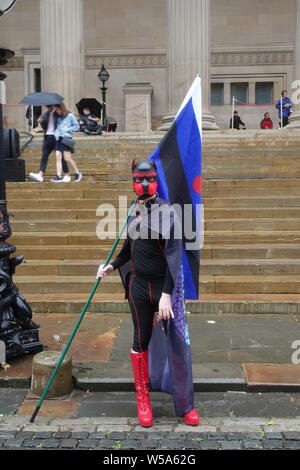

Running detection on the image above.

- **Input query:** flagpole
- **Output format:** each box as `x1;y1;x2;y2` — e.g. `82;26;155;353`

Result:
29;196;138;423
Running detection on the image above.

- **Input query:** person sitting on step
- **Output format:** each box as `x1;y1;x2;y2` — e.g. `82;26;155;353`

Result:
79;107;102;135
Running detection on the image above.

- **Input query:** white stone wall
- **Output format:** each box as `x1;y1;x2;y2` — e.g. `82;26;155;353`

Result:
0;0;297;131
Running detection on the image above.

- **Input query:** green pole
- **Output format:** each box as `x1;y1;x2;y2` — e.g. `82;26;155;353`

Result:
30;197;138;423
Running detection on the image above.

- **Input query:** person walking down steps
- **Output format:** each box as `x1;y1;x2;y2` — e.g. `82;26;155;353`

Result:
29;105;70;183
51;102;83;183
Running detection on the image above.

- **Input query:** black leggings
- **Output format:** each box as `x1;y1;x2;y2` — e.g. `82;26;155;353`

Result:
128;272;165;353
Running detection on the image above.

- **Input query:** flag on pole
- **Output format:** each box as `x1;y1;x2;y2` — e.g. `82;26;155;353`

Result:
149;75;202;299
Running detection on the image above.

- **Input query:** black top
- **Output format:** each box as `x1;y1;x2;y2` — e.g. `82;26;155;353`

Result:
230;115;245;129
111;198;174;294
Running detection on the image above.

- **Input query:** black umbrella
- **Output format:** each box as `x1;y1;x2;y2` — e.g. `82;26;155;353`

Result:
20;92;63;106
76;98;102;118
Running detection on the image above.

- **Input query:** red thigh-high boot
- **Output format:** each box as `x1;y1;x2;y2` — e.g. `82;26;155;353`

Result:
130;349;153;427
184;408;199;425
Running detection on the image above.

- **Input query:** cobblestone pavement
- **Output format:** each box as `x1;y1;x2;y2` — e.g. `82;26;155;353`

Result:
0;390;300;451
1;417;300;450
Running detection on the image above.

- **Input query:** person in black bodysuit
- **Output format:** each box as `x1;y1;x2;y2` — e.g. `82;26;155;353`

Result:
97;160;199;428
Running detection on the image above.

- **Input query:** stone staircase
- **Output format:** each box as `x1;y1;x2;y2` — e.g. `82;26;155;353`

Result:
7;131;300;315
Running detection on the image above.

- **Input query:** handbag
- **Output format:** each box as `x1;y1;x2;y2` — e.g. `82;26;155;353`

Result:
61;136;75;152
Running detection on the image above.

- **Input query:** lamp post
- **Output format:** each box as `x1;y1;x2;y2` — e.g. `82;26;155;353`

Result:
97;64;109;128
0;1;43;361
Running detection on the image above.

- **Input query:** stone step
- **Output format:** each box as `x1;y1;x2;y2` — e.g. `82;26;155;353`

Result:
6;188;134;199
7;186;300;199
204;197;300;208
15;243;300;261
205;218;300;231
9;207;300;221
25;293;300;314
204;188;300;198
6;181;131;190
9;218;300;232
8;178;300;190
16;258;300;277
10;230;300;245
7;196;300;210
13;274;300;294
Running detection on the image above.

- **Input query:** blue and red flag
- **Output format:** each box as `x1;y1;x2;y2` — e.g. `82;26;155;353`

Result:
149;76;202;300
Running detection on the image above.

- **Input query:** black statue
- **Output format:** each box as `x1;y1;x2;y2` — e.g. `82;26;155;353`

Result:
0;206;43;361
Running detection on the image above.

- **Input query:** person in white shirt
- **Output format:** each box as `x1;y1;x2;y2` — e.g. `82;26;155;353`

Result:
29;105;71;183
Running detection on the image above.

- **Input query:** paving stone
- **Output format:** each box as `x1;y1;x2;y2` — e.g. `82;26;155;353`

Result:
283;441;300;450
282;431;300;440
0;431;16;439
24;425;60;433
199;440;220;450
181;440;201;450
145;431;166;440
140;440;159;449
33;432;53;439
226;432;246;440
119;440;138;450
70;431;90;439
109;431;127;440
245;432;265;440
167;432;186;440
15;431;35;439
207;432;227;440
160;440;182;449
220;440;243;450
97;439;117;449
129;432;146;440
52;431;72;439
264;432;283;440
77;439;98;449
22;440;42;448
0;389;28;415
243;440;263;449
89;431;107;439
187;432;207;440
40;439;60;449
175;425;216;433
96;425;131;432
59;439;79;449
227;392;298;418
4;439;24;448
263;440;284;449
90;417;130;425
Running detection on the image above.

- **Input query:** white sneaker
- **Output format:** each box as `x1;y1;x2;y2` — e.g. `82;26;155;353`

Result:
62;175;71;183
29;172;43;182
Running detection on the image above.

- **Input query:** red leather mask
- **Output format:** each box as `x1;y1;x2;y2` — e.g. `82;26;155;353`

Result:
132;171;158;198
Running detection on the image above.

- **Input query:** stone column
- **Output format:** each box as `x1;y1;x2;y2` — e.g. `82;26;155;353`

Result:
39;0;84;115
286;0;300;128
161;0;218;130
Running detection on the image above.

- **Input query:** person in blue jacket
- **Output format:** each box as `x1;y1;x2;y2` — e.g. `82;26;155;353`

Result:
52;102;82;183
276;90;292;127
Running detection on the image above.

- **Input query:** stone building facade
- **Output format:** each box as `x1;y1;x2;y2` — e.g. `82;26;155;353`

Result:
0;0;297;131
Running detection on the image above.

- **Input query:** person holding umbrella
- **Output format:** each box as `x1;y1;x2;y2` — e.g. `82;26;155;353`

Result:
52;102;82;183
20;92;71;183
29;105;70;183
